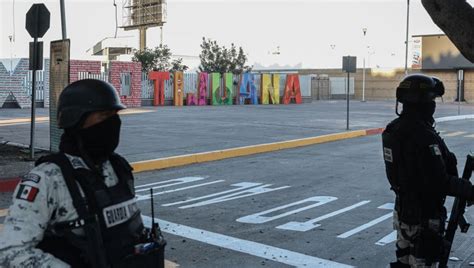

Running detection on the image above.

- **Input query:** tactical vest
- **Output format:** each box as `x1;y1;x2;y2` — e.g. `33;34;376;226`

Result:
382;118;447;224
35;153;164;268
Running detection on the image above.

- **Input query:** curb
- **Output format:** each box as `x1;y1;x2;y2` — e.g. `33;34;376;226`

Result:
0;128;385;192
131;127;385;173
0;177;21;193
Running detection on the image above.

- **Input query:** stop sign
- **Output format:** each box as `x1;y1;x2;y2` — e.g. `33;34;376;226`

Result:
26;4;50;38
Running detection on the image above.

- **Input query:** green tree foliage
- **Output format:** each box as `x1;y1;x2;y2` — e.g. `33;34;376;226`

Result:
132;45;188;73
170;58;189;72
199;37;251;74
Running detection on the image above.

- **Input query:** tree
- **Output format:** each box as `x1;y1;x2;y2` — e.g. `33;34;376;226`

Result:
422;0;474;62
199;37;252;74
132;48;156;73
132;44;188;72
170;58;189;72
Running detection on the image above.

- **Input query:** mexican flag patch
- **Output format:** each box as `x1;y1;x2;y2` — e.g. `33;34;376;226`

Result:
16;184;39;202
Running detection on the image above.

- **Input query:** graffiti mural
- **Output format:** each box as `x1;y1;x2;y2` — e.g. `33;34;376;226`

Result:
261;74;280;104
174;71;184;106
283;74;302;104
149;71;170;106
198;72;208;106
238;73;258;105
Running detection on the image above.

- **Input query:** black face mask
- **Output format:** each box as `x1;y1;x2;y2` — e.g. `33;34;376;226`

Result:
77;114;122;161
402;101;436;124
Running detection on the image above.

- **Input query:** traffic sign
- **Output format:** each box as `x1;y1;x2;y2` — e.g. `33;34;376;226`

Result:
26;4;50;38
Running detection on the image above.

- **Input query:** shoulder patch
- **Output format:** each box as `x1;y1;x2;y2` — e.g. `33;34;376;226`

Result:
16;184;39;202
21;173;41;184
383;147;393;163
429;144;442;156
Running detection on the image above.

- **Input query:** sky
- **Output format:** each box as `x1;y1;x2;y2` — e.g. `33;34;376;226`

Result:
1;0;472;70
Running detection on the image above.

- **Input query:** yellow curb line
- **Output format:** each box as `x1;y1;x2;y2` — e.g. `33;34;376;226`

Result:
0;117;49;125
131;129;376;173
0;109;152;126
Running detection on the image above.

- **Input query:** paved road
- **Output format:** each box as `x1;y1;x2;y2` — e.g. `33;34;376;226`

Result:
1;101;473;163
1;102;473;267
131;119;474;267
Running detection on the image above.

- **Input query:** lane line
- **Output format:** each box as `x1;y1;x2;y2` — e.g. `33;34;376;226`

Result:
464;134;474;138
337;213;393;238
444;131;467;137
237;196;338;224
135;177;207;193
136;180;225;201
165;260;179;268
276;200;371;232
436;115;474;123
375;231;397;246
135;176;209;189
162;182;263;207
141;216;353;267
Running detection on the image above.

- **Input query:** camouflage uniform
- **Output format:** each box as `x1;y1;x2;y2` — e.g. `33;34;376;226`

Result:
0;154;120;268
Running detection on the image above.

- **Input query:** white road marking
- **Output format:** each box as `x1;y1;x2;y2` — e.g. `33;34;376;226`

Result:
136;180;225;201
178;184;291;209
444;131;467;137
162;182;263;207
337;203;394;238
375;231;397;246
135;177;207;192
337;213;393;238
464;134;474;138
141;216;353;268
237;196;337;224
0;209;8;217
436;115;474;123
276;200;371;232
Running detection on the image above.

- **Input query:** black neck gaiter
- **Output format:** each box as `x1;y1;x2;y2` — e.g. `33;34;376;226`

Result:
59;114;122;163
78;114;122;161
401;101;436;125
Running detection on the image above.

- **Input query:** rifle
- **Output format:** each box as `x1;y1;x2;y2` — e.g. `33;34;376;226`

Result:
439;153;474;268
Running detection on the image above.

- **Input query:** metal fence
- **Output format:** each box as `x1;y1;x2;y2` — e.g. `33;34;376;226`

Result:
23;70;45;102
78;72;109;82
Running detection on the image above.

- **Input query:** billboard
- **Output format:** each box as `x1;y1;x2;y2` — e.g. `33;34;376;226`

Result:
414;34;474;70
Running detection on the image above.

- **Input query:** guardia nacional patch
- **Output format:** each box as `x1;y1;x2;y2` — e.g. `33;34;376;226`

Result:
21;173;41;184
383;147;393;163
429;144;442;156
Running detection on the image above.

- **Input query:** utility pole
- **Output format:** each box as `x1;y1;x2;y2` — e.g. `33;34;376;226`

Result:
362;28;367;102
404;0;410;75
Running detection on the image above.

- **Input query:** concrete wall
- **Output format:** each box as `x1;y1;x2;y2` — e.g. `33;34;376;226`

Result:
298;68;473;103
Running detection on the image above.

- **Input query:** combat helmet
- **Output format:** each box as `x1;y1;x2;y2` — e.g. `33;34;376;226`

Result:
57;79;125;129
396;74;444;104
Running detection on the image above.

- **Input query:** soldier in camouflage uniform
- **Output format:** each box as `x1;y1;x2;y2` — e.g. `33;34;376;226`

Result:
382;74;474;267
0;79;164;267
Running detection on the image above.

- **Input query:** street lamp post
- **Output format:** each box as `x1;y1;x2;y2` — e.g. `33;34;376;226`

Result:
362;28;367;102
404;0;410;75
